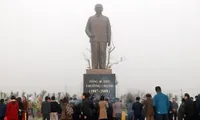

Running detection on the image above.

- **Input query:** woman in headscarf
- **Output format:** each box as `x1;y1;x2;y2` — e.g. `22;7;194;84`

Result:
6;96;19;120
61;97;73;120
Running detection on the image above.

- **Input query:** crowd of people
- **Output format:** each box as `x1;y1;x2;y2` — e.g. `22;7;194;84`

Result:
126;86;200;120
0;96;33;120
0;86;200;120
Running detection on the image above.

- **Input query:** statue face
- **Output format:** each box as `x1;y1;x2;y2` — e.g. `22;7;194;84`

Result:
95;4;103;15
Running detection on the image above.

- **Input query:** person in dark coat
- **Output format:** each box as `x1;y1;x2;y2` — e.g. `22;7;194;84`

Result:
132;97;143;120
196;94;200;120
193;96;198;120
0;99;6;120
105;98;113;120
17;97;24;120
81;93;95;120
168;101;172;120
58;99;62;120
72;99;81;120
50;96;59;120
184;93;195;120
41;96;51;120
178;98;185;120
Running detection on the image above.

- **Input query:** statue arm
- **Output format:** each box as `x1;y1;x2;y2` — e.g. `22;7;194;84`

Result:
85;18;93;38
107;18;111;46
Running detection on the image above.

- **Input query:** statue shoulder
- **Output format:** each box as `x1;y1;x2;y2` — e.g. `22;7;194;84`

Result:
102;15;109;20
89;15;96;20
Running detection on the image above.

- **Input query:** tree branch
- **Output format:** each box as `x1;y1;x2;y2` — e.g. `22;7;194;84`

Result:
82;53;91;69
108;57;125;68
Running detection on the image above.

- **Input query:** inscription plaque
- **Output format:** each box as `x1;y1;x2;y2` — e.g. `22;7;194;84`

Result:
83;74;116;99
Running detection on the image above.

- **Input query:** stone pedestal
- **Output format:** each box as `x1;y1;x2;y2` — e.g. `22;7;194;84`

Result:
86;69;112;74
83;69;116;99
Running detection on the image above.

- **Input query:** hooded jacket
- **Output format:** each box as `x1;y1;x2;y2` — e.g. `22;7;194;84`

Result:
6;100;19;120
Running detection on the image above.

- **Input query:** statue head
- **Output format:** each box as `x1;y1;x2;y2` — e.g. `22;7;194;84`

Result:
95;4;103;15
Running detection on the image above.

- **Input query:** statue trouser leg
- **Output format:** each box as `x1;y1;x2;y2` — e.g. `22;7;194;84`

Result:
91;42;99;69
99;42;107;69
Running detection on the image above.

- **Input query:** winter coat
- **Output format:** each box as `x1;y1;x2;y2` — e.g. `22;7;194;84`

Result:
184;99;195;117
143;98;154;116
99;101;108;119
61;103;73;120
6;100;19;120
132;101;143;116
0;103;6;117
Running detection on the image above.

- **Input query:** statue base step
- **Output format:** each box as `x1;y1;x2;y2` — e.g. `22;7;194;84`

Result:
86;69;112;74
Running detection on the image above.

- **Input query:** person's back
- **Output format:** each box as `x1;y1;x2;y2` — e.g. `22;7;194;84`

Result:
107;102;113;120
126;102;134;120
6;97;19;120
114;101;122;114
178;98;185;120
153;86;169;120
51;101;59;113
143;94;154;120
0;99;6;120
196;95;200;120
184;98;195;117
153;92;169;114
42;101;51;115
114;100;122;120
82;98;94;117
132;97;143;120
41;96;51;120
99;100;108;120
133;102;143;116
17;97;24;120
127;102;133;113
50;97;59;120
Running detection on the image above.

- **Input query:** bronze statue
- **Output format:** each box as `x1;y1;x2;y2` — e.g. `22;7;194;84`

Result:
85;4;111;69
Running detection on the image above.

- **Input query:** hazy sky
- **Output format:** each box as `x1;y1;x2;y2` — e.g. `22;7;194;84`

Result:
0;0;200;96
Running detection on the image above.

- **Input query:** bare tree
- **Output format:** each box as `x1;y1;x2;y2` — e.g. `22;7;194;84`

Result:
0;92;7;99
40;90;47;100
131;90;146;99
21;91;26;97
82;52;91;69
106;46;115;68
83;43;124;69
3;93;7;99
125;92;134;103
72;94;77;99
10;91;14;97
57;92;61;101
0;92;3;99
64;92;70;98
174;95;178;101
167;93;173;100
106;40;125;68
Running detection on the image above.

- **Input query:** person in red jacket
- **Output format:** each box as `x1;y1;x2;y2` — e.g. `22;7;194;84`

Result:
6;96;19;120
22;96;28;120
